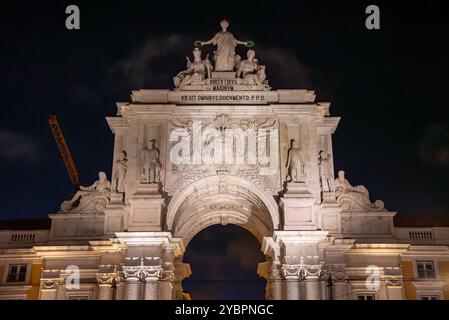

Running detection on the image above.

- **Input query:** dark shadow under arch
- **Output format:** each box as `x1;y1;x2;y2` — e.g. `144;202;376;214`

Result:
182;224;266;300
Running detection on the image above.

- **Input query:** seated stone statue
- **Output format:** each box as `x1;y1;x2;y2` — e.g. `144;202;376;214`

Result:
173;48;212;90
236;49;270;90
60;171;111;213
334;170;385;211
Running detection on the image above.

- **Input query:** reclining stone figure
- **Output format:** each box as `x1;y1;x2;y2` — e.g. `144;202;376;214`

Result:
60;171;111;213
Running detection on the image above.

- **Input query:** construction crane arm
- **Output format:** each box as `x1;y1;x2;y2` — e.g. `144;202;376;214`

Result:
48;115;80;187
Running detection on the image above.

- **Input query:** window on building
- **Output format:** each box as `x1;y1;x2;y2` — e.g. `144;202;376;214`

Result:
68;295;89;300
416;261;436;278
6;264;27;283
421;295;440;300
357;293;376;300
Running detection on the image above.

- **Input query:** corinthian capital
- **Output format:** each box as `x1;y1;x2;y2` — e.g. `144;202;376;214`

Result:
160;270;175;281
281;264;304;279
141;265;163;281
120;265;140;281
96;272;120;285
303;264;323;279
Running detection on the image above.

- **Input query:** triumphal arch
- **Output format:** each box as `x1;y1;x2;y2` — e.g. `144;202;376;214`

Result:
2;20;449;301
46;20;411;300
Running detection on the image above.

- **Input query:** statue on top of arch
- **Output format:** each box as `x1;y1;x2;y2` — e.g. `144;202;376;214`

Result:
173;19;270;90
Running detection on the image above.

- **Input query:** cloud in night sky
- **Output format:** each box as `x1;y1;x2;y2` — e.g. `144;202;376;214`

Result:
0;129;42;163
108;34;193;88
256;47;312;88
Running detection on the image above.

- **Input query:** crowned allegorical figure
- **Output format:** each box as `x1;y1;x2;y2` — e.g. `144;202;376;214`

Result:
200;19;251;71
173;47;212;89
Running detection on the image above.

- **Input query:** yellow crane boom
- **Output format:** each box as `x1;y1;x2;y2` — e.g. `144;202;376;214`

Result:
48;115;80;187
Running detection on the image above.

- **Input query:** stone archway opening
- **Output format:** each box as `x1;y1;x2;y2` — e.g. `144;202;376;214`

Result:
166;175;280;300
182;224;266;300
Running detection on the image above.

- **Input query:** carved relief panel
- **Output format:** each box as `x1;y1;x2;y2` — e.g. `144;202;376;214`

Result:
164;115;281;195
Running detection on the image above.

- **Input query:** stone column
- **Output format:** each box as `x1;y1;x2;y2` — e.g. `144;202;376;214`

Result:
97;284;113;300
39;279;61;300
159;271;175;300
144;278;159;300
141;257;163;300
281;264;303;300
304;265;323;300
304;279;321;300
333;281;347;300
142;268;161;300
39;270;62;300
96;270;119;300
115;233;187;300
272;277;284;300
258;261;285;300
121;265;141;300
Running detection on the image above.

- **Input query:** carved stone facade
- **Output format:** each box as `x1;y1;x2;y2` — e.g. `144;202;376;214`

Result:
1;22;449;301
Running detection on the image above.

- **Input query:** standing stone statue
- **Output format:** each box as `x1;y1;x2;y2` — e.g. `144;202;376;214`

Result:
285;139;306;182
112;150;127;193
200;19;250;71
141;139;161;183
318;150;332;192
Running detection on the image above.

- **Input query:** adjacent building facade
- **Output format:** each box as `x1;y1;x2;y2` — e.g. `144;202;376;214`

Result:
1;21;448;300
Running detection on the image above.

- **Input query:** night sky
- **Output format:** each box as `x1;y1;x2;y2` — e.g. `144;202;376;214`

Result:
0;0;448;299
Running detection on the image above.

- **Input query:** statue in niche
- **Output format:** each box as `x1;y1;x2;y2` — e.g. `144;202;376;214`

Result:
236;49;270;89
200;19;250;71
173;48;212;89
318;150;333;192
141;139;161;183
334;170;385;210
112;150;127;193
60;171;111;213
285;139;306;182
